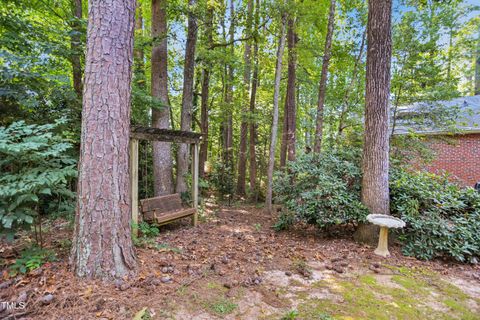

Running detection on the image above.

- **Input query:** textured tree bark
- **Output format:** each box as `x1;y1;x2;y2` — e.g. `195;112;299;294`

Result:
266;14;286;212
286;16;297;163
249;0;260;201
71;0;137;279
176;0;198;193
199;6;214;179
151;0;174;196
313;0;336;153
236;0;253;196
355;0;393;245
70;0;83;98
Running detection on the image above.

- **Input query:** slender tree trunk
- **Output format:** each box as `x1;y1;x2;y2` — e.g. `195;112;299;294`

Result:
249;0;260;201
265;14;287;212
134;5;145;86
285;16;297;162
337;29;366;139
176;0;198;193
71;0;136;279
475;25;480;95
199;6;214;179
390;79;404;136
313;0;336;153
199;65;210;179
236;0;254;196
447;27;453;83
355;0;393;244
70;0;83;98
152;0;174;195
279;107;288;167
220;7;228;168
222;0;235;173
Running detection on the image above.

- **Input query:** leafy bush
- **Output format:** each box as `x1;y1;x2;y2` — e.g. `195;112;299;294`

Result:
273;150;368;230
390;169;480;263
0;119;77;240
273;150;480;263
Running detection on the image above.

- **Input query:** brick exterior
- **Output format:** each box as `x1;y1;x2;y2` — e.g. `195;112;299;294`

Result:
418;133;480;187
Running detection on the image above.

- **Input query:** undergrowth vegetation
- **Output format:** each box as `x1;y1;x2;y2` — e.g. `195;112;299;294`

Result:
390;169;480;263
274;150;368;230
274;150;480;263
0;119;77;242
7;245;57;276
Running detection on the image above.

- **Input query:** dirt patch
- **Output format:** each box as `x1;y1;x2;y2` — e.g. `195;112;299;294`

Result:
447;277;480;299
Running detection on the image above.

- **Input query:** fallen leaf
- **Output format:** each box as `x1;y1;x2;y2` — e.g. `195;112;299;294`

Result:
132;307;147;320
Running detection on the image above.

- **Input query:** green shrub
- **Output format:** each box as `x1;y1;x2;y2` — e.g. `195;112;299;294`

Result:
273;150;480;263
0;119;77;240
273;150;368;230
390;169;480;263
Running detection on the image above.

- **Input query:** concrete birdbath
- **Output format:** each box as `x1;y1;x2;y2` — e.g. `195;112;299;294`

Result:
366;214;405;257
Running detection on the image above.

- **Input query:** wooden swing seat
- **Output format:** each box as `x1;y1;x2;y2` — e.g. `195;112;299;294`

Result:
140;193;197;226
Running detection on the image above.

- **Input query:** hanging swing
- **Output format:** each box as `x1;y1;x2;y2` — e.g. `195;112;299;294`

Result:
129;126;202;232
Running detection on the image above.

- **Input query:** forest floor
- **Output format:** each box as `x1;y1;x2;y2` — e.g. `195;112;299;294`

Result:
1;201;480;320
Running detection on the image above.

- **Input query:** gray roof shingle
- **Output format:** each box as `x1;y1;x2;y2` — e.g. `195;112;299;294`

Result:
393;95;480;135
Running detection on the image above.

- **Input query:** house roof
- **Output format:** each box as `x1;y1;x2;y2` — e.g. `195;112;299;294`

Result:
393;95;480;135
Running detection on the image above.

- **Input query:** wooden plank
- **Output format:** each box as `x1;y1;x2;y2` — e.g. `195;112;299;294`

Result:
153;208;196;225
131;126;202;144
130;139;139;236
140;194;182;213
143;210;155;222
191;143;199;226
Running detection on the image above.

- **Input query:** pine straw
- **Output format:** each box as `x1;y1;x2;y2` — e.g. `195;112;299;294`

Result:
1;205;479;319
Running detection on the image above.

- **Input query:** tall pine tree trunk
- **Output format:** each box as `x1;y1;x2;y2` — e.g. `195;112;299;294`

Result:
266;14;287;212
71;0;136;279
70;0;83;98
355;0;393;244
199;6;214;179
176;0;198;193
313;0;335;153
152;0;174;196
236;0;253;196
249;0;260;201
286;16;297;162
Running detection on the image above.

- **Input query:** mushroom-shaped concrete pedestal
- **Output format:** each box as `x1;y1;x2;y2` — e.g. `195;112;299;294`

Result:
366;214;405;257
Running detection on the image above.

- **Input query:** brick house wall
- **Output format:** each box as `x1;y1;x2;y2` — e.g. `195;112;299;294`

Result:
419;133;480;187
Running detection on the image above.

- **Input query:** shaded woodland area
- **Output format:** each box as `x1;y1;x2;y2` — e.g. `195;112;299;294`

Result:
1;0;480;318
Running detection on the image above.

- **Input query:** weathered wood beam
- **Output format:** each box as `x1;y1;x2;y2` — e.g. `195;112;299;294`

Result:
130;126;202;144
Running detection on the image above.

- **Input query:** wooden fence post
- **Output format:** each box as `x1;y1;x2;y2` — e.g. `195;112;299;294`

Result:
130;139;139;235
191;143;199;226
